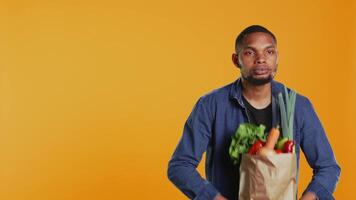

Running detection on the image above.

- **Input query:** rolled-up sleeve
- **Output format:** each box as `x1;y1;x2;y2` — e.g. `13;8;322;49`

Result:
167;97;219;200
300;98;341;200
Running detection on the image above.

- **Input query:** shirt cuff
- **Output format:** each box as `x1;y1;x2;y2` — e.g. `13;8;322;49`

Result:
303;181;334;200
194;180;219;200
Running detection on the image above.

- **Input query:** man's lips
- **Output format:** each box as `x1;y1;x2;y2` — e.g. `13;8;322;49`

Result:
253;67;269;75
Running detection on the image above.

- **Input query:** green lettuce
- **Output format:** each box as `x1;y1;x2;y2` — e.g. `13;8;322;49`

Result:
229;123;267;164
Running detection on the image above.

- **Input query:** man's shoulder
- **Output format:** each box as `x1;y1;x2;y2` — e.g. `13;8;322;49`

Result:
199;81;235;103
273;80;311;104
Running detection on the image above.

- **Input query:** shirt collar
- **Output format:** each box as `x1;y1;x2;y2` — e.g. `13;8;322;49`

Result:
229;77;285;106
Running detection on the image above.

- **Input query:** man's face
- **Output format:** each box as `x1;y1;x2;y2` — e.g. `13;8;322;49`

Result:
232;32;279;86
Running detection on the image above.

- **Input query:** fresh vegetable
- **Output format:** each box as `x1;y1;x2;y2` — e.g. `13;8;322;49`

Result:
257;126;280;157
229;114;296;164
229;123;267;164
276;137;289;150
283;140;295;153
278;86;297;140
264;126;280;149
257;126;280;156
277;86;297;154
248;140;265;155
275;149;283;154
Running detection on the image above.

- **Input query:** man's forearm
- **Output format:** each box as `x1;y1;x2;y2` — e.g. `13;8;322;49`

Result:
167;97;220;199
301;98;341;199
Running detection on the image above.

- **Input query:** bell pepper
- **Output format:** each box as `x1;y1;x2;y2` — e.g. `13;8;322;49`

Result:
248;140;265;155
283;140;295;153
275;149;283;154
276;137;289;150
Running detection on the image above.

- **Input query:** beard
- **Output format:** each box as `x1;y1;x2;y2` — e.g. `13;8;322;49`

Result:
242;73;275;86
240;64;278;86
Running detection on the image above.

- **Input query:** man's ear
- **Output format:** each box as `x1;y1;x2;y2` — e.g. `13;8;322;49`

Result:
232;53;240;68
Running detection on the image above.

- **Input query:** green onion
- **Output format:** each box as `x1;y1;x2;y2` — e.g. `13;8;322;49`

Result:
278;87;297;140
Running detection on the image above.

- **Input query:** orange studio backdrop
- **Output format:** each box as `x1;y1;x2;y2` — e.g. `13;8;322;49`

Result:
0;0;355;199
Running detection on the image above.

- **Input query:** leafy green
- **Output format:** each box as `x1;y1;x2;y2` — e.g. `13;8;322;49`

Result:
229;123;267;164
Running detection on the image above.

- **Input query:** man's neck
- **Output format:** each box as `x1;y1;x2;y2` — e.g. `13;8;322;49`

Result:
241;79;272;109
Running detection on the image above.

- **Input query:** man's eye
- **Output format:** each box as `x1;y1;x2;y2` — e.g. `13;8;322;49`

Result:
244;51;254;55
267;50;275;54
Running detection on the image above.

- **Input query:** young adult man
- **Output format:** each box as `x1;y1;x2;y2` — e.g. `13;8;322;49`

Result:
167;25;340;200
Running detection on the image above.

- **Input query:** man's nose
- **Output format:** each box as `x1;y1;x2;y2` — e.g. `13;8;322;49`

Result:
255;53;266;64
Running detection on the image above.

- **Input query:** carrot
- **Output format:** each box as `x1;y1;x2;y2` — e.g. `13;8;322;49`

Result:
265;125;280;150
256;126;281;157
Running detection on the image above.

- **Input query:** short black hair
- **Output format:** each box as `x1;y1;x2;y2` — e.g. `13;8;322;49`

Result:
235;25;277;53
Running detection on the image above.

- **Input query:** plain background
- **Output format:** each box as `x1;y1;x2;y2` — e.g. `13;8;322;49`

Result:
0;0;355;199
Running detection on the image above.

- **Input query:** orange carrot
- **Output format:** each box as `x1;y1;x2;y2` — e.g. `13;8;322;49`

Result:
265;126;280;150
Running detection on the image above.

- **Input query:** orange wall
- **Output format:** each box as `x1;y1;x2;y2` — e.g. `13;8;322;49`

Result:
0;0;355;199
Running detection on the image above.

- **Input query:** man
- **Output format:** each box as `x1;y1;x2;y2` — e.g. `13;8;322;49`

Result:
167;25;340;200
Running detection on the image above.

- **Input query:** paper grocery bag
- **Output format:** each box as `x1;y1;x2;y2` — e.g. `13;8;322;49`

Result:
238;153;297;200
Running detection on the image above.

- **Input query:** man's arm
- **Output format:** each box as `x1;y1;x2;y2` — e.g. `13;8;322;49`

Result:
167;97;221;200
300;98;341;200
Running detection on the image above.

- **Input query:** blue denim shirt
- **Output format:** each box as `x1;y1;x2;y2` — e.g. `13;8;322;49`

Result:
167;78;340;200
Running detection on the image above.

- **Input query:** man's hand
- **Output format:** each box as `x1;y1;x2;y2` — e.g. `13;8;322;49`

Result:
213;193;228;200
299;191;318;200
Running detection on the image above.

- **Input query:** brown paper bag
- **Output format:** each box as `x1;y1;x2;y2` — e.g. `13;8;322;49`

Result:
239;153;297;200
